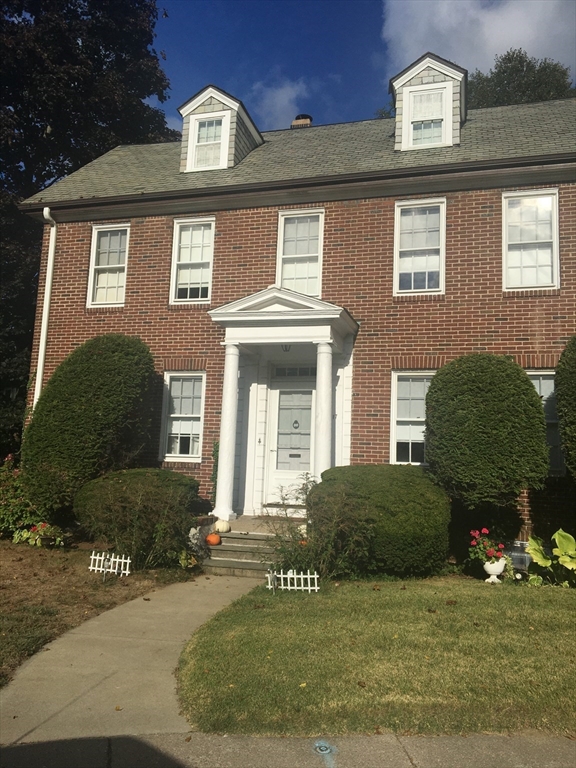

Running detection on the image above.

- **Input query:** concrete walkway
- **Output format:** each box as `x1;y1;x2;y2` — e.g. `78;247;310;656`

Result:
1;572;574;768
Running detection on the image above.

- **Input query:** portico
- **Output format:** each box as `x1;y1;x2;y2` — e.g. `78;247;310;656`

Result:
209;286;358;520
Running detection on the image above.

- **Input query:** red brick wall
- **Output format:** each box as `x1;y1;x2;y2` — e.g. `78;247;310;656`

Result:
28;182;576;497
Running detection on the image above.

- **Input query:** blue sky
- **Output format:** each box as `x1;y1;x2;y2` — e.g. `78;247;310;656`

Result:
152;0;576;132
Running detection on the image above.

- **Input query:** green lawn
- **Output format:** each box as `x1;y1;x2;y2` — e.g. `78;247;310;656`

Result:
177;576;576;736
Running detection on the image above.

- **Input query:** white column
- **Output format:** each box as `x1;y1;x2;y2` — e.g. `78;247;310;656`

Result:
213;343;240;520
314;341;333;479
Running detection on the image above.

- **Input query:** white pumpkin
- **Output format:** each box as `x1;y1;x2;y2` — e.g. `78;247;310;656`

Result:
214;518;231;533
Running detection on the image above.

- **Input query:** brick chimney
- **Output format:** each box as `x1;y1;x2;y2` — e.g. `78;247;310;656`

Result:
291;114;313;129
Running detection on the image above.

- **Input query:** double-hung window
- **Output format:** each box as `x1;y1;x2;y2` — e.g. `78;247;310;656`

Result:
187;111;230;171
401;82;453;150
88;225;129;306
527;372;564;473
394;199;445;295
277;209;324;297
161;373;205;462
170;218;214;303
503;190;559;290
392;373;433;464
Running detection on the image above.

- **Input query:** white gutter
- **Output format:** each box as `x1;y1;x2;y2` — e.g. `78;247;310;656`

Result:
33;207;57;407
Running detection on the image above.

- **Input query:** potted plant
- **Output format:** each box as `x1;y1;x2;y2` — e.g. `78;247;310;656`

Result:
13;522;67;548
468;528;509;583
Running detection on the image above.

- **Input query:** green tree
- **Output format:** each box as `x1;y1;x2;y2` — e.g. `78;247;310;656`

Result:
0;0;178;459
468;48;575;109
425;354;549;509
556;335;576;478
21;334;158;518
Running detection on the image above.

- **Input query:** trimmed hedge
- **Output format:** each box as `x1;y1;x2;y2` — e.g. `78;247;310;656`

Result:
556;335;576;478
305;464;450;578
425;354;549;509
74;468;201;569
22;334;157;518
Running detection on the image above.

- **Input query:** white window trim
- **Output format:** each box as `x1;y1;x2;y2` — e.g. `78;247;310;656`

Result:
502;189;559;291
401;81;453;151
526;369;565;475
390;371;435;465
87;223;130;308
186;110;231;172
276;208;325;298
393;198;446;296
160;372;206;463
169;216;215;305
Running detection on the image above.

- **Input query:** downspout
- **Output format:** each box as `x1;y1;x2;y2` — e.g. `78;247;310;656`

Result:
33;207;57;407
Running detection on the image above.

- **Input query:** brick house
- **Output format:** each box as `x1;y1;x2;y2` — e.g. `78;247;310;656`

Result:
21;53;576;524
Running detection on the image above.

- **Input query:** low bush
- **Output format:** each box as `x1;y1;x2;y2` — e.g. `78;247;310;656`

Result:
0;456;41;536
275;465;450;579
74;469;202;569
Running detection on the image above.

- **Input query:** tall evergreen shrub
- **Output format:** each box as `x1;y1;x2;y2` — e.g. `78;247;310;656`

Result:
425;354;549;509
556;335;576;478
22;334;157;517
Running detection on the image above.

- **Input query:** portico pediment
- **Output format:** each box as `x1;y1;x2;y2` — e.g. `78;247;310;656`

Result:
209;286;358;349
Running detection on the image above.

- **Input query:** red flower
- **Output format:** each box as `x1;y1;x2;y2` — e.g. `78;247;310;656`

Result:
40;522;47;529
470;540;477;546
486;548;495;558
498;543;505;550
31;526;37;532
496;552;503;558
481;528;489;535
470;530;480;538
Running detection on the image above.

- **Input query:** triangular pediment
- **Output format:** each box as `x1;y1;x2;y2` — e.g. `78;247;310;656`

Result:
210;286;344;317
209;286;358;348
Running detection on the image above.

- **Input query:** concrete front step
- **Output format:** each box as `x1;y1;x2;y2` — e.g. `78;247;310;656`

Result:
202;529;280;578
202;557;272;579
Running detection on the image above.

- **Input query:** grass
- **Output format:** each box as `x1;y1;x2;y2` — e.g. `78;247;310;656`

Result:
177;576;576;737
0;539;193;687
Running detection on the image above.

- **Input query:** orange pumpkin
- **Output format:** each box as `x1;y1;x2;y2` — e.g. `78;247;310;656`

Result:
206;533;221;546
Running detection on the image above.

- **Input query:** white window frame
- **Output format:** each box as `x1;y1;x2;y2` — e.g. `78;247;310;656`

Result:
390;372;435;465
526;370;565;475
393;198;446;296
160;372;206;463
87;224;130;308
401;81;453;151
169;217;215;305
276;208;325;297
502;189;559;291
186;110;231;172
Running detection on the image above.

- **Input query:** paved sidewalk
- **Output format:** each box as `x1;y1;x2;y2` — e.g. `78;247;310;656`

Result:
1;571;574;768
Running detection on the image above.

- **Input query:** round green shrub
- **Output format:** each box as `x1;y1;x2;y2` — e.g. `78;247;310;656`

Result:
556;335;576;478
22;334;157;518
74;468;201;569
305;464;450;578
425;354;549;509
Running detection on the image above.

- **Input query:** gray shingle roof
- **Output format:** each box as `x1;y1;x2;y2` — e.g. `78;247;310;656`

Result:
23;99;576;207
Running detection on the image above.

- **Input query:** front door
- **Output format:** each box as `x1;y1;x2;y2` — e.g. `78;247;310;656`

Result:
265;385;314;505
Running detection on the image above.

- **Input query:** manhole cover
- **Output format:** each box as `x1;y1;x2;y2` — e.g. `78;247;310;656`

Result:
315;743;332;754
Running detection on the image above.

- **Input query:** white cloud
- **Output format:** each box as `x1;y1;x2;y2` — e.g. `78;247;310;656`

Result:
248;78;309;130
381;0;576;80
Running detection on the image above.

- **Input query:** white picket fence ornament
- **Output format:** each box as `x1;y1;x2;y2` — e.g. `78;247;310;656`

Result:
266;569;319;593
89;551;131;578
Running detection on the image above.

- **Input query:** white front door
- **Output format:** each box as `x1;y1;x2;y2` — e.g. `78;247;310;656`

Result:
265;385;315;504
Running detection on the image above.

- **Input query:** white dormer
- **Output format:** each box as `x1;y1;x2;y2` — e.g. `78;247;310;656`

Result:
389;53;467;152
178;86;263;172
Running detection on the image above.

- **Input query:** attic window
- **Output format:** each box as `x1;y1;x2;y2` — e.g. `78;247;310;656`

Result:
402;81;453;150
187;110;230;171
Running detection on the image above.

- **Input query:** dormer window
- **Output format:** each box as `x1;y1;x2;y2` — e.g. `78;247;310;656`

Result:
187;111;230;171
178;86;263;173
390;53;466;153
402;81;453;150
